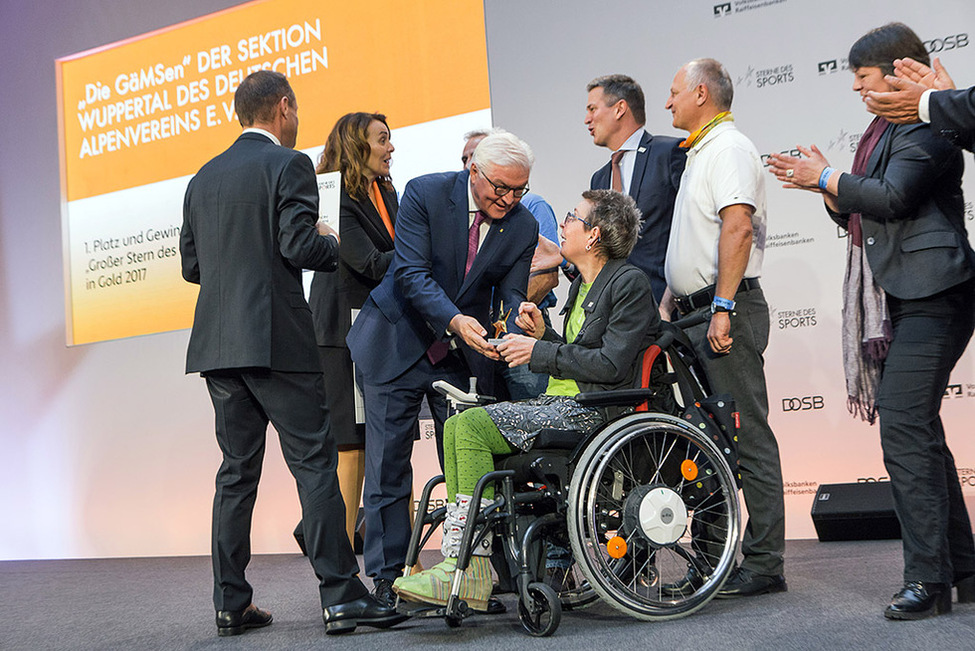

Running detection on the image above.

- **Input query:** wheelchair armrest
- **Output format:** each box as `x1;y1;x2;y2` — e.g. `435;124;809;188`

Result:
432;379;495;407
574;388;656;408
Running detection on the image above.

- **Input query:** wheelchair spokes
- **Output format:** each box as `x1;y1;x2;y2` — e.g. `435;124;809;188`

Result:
568;414;740;620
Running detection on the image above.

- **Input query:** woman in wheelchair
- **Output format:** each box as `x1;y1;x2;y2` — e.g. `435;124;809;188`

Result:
393;189;660;611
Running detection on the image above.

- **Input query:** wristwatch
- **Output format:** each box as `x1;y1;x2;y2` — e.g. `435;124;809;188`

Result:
711;296;735;314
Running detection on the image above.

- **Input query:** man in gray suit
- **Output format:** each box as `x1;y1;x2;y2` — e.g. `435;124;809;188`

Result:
181;70;403;637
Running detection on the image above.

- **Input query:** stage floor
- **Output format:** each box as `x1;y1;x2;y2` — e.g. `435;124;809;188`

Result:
2;539;973;650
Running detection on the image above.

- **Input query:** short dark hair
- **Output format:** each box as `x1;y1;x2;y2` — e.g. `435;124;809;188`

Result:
581;189;641;260
587;74;646;125
849;22;929;77
234;70;295;127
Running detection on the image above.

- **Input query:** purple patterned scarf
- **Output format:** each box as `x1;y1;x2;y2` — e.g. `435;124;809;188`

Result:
842;116;893;424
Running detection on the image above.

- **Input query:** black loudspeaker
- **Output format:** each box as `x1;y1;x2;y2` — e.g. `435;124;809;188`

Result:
810;482;901;542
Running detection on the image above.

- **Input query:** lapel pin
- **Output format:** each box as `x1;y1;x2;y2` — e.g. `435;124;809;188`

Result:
638;147;647;153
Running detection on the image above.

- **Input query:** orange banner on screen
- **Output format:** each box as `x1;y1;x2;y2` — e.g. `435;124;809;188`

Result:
57;0;490;345
59;0;489;202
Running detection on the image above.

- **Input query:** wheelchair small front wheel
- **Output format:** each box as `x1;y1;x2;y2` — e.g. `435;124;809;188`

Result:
445;614;462;628
518;582;561;637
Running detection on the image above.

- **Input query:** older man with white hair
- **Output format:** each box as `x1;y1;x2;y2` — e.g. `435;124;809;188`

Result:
348;130;539;605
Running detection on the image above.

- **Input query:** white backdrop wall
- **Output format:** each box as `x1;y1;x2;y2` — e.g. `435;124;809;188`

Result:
1;0;974;560
483;0;975;539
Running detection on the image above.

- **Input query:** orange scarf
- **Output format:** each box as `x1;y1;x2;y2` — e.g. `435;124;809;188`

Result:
680;111;734;149
372;180;394;240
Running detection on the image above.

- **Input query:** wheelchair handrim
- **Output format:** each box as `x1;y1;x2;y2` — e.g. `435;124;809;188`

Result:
567;413;741;620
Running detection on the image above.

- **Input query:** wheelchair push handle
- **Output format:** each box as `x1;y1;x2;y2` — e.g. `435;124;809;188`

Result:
671;310;710;330
432;378;496;409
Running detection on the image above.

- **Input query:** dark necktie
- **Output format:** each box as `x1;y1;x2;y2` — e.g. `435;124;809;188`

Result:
465;210;488;276
427;210;489;366
610;150;625;192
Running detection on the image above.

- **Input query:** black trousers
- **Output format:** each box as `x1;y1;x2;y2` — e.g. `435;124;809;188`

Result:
878;278;975;584
205;368;367;611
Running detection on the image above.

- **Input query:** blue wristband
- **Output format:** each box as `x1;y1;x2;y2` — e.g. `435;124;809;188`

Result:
818;167;836;191
711;296;735;312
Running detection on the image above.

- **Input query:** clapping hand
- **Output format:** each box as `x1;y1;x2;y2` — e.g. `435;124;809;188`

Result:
766;145;829;192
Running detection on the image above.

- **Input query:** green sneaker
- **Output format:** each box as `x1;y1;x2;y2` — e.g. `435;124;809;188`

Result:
393;556;492;611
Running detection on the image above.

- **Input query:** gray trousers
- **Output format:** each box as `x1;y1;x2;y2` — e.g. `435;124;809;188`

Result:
685;287;786;576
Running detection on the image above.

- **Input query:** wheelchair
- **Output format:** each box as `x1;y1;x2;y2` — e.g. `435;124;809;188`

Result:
397;313;742;636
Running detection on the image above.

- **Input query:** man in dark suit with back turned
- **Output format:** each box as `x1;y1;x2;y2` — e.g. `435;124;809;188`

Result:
180;70;403;637
587;74;685;303
865;56;975;151
347;130;539;605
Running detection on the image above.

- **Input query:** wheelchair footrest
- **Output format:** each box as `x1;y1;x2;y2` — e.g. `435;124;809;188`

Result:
395;598;476;620
396;600;446;618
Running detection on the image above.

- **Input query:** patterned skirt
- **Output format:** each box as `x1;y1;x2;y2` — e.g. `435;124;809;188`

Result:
483;394;604;452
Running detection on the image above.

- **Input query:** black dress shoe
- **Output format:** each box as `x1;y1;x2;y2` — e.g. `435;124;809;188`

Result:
954;573;975;603
485;596;507;615
884;581;951;620
215;604;272;637
323;594;409;635
716;566;786;599
373;577;397;608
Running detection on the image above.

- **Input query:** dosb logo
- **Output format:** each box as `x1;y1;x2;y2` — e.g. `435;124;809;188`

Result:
713;2;732;17
924;33;968;53
782;396;824;411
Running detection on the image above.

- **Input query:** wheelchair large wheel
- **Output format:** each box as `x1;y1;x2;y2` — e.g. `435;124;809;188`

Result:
567;413;740;620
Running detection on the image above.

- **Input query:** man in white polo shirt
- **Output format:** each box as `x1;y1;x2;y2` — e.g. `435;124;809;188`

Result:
660;58;786;599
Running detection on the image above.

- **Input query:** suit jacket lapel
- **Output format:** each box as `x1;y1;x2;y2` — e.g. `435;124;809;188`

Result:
593;162;610;189
865;123;894;178
354;190;394;249
629;131;652;201
560;276;582;338
460;217;504;298
451;172;471;292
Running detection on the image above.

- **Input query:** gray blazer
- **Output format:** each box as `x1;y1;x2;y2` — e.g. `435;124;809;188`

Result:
830;122;975;300
530;258;659;404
